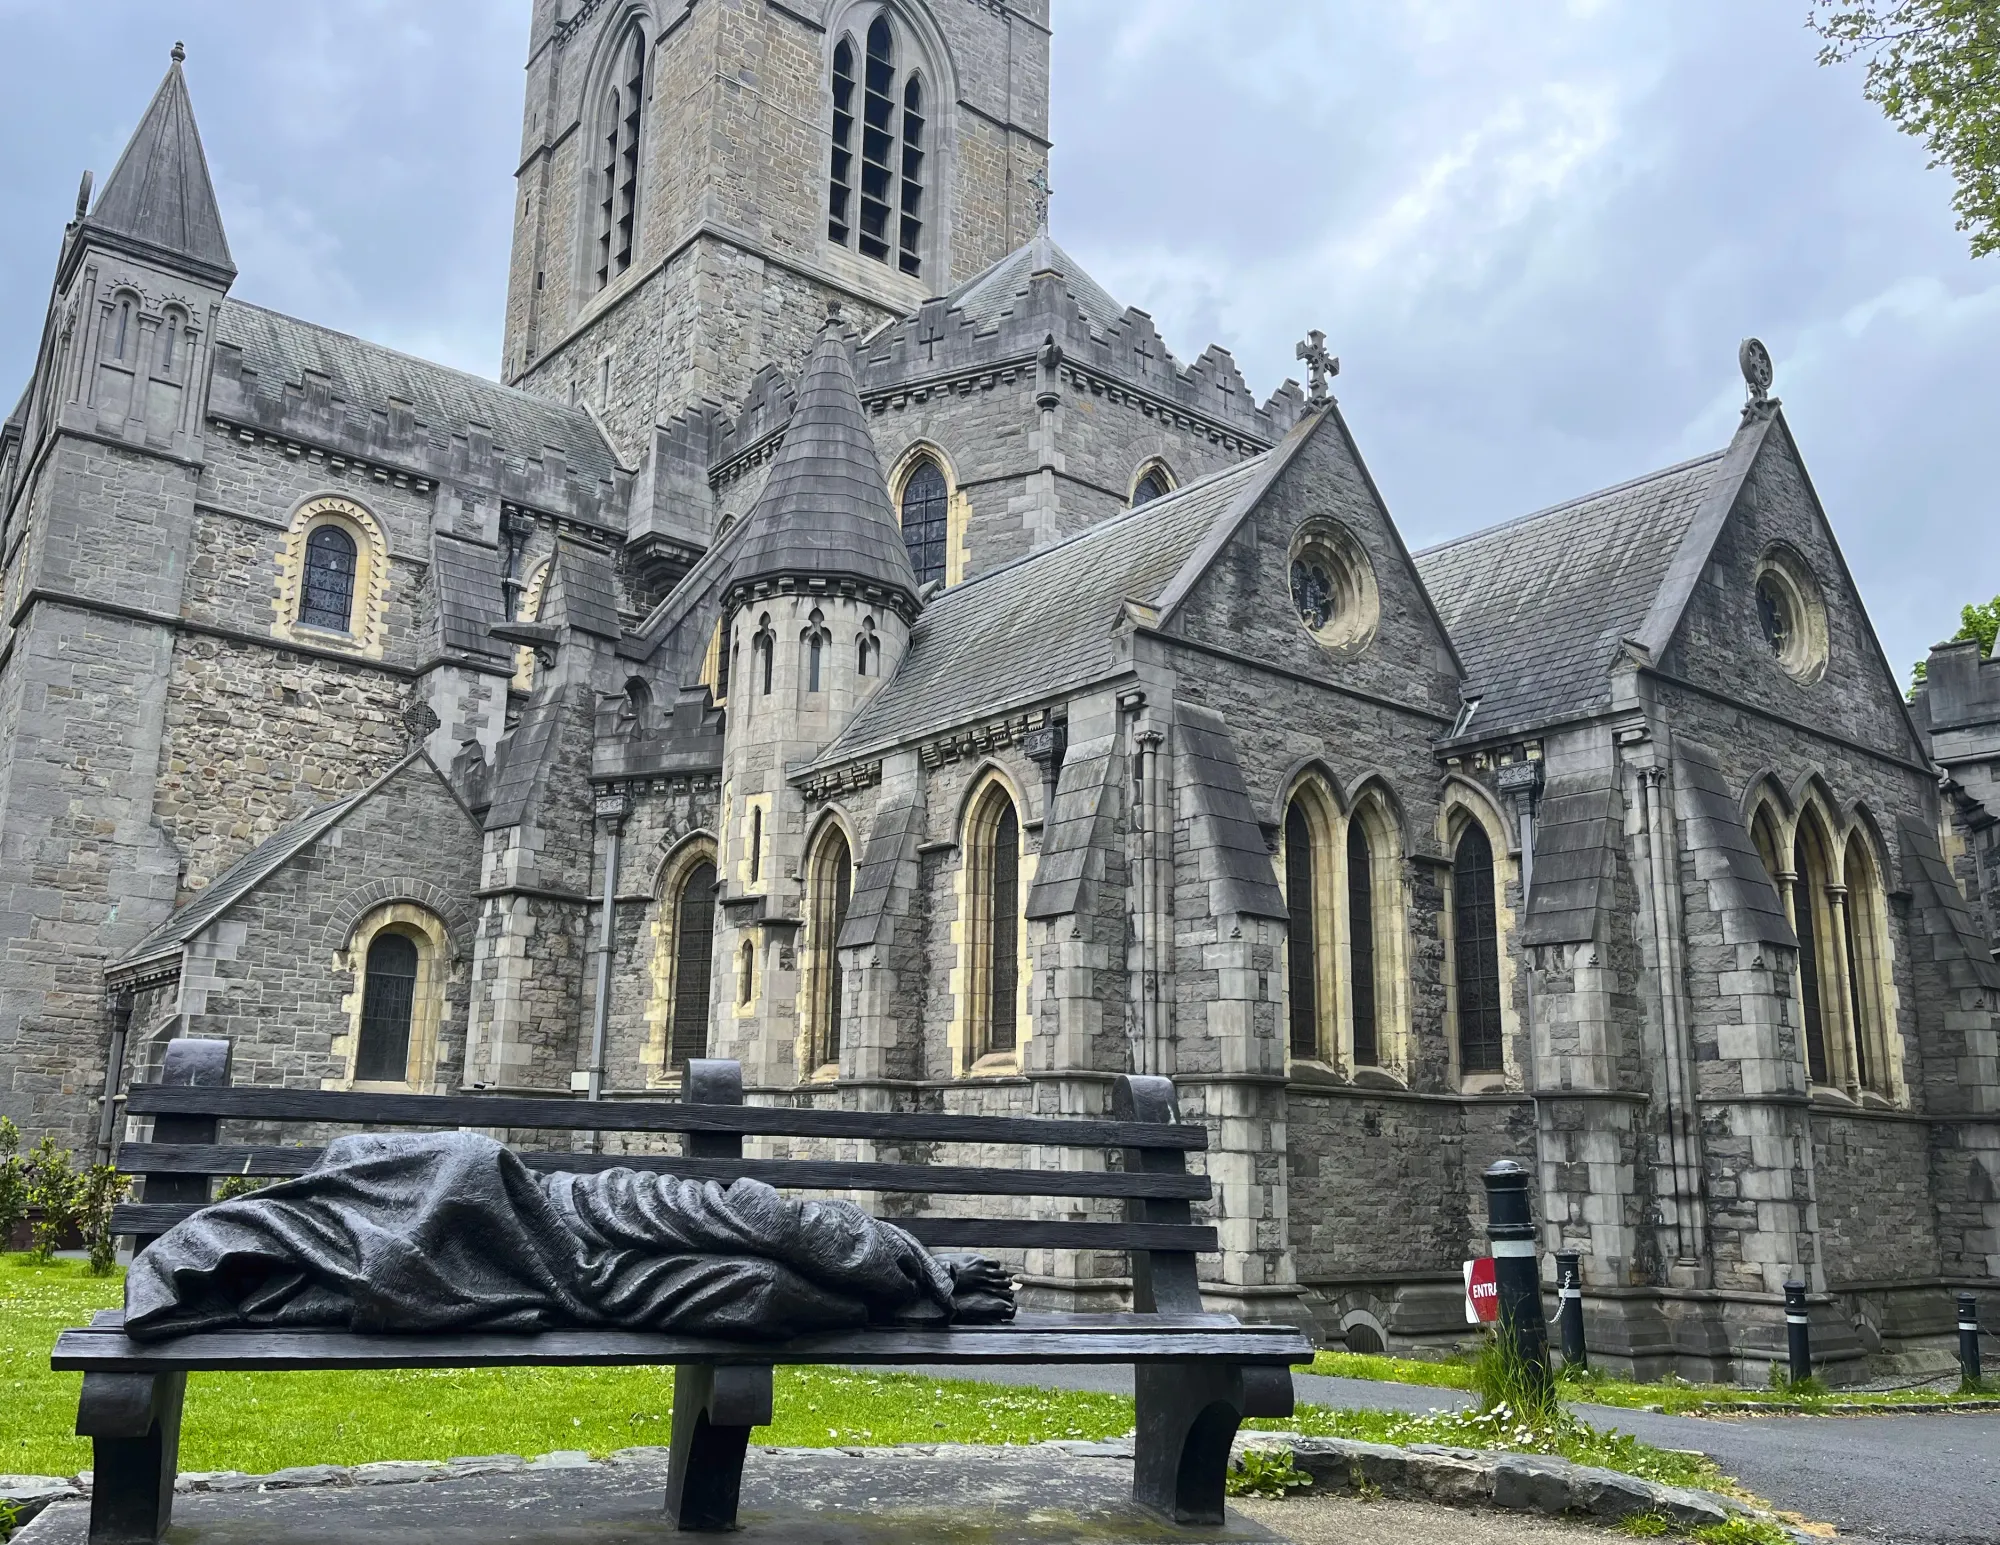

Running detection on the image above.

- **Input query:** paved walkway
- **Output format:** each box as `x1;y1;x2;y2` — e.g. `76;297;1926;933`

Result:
893;1364;2000;1544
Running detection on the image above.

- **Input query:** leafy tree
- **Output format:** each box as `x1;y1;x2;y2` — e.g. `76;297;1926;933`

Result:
1911;592;2000;688
24;1136;82;1262
78;1164;133;1275
1810;2;2000;258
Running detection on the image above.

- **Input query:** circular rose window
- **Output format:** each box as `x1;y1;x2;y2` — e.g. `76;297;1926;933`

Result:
1753;545;1828;683
1288;520;1380;654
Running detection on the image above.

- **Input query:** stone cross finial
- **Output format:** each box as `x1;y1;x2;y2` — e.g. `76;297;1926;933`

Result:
1029;168;1052;229
172;41;186;64
1296;330;1338;405
1739;337;1774;408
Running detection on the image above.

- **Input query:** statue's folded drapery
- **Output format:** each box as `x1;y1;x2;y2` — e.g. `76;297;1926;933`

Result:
123;1131;1011;1341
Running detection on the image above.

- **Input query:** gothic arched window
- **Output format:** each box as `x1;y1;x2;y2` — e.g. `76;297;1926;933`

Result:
828;12;929;277
301;524;358;633
1793;822;1833;1086
594;23;648;292
1452;822;1503;1074
1285;802;1321;1060
355;931;420;1082
805;827;853;1072
965;784;1023;1063
668;859;717;1069
900;456;948;586
1348;821;1378;1068
1132;466;1172;507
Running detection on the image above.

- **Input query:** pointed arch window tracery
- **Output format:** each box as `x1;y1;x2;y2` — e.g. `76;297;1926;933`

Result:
804;826;853;1073
963;782;1024;1065
593;21;649;293
900;455;949;586
827;9;930;277
1452;822;1503;1074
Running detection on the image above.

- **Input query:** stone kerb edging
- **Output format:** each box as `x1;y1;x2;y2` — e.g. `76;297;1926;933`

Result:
1235;1433;1817;1541
7;1436;1809;1538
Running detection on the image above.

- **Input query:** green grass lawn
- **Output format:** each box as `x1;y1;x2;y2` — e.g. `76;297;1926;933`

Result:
2;1254;1741;1493
1308;1347;1991;1412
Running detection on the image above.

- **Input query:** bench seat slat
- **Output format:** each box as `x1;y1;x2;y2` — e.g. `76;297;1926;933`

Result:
108;1202;1218;1254
115;1144;1212;1202
121;1085;1207;1151
53;1324;1311;1373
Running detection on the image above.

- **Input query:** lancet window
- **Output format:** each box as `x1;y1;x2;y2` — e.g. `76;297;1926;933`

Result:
593;23;648;292
1452;822;1503;1074
828;12;929;277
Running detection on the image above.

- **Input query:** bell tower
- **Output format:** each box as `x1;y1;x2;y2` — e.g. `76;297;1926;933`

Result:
500;0;1051;458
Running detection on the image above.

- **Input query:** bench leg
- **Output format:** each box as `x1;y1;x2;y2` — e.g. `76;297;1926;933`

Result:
76;1371;186;1545
1132;1362;1293;1525
665;1363;773;1531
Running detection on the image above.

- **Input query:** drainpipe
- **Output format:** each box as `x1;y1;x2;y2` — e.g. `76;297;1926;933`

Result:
96;988;134;1163
585;792;631;1135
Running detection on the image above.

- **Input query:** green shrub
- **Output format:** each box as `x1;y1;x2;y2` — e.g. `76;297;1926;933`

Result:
24;1137;81;1262
1470;1317;1558;1423
1226;1446;1311;1499
78;1164;132;1275
0;1118;26;1247
215;1174;270;1202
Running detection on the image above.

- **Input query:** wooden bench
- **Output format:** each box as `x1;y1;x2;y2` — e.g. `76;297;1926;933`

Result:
55;1038;1309;1542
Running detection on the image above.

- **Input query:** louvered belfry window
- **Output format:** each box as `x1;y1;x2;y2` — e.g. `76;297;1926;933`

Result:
1285;803;1319;1059
828;15;925;278
669;861;717;1069
1452;824;1503;1073
301;524;357;632
356;931;419;1082
901;458;948;585
595;26;647;292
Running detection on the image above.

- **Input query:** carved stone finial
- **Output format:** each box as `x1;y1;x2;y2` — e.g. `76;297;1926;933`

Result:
1028;167;1052;229
1739;336;1774;409
822;299;843;333
74;169;92;221
1295;329;1339;405
171;40;186;64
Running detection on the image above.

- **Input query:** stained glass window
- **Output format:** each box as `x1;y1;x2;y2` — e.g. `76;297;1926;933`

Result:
301;525;357;633
1348;822;1378;1067
987;802;1019;1054
1453;824;1503;1073
1286;803;1319;1059
1794;833;1830;1085
356;932;418;1082
901;458;948;586
669;861;716;1069
1132;469;1170;507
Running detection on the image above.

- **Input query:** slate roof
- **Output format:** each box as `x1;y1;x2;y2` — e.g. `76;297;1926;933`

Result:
214;300;622;490
431;534;509;661
819;454;1273;766
1520;775;1620;948
82;54;234;282
1415;451;1732;742
541;538;623;639
1177;705;1287;921
119;757;424;965
727;325;917;607
945;229;1129;340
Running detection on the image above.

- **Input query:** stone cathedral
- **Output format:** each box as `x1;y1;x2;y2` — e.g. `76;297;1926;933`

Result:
1;3;1994;1380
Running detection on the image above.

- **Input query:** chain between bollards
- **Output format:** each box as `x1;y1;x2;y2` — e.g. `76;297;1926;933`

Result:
1959;1292;1983;1388
1555;1249;1587;1371
1482;1160;1552;1399
1784;1279;1811;1385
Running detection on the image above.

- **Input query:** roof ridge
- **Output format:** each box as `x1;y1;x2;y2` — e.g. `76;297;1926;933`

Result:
918;454;1270;610
1415;447;1730;561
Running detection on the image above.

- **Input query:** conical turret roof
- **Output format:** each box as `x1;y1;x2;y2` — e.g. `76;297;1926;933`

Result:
727;317;919;612
79;46;235;285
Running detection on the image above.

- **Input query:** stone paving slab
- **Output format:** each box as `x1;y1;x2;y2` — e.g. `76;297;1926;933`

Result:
13;1445;1280;1544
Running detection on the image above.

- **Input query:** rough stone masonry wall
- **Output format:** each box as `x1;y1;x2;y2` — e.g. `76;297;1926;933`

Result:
1811;1111;1940;1286
174;760;482;1095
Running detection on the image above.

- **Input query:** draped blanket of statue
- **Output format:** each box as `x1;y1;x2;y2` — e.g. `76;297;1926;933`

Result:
123;1132;1015;1340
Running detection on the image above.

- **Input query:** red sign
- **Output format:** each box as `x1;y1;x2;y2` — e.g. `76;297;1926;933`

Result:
1463;1257;1499;1324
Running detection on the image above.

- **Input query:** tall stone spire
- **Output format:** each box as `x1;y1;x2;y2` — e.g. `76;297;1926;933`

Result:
77;43;235;285
725;313;919;616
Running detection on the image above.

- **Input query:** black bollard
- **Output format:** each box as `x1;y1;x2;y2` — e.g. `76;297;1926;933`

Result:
1482;1161;1551;1398
1555;1250;1587;1371
1784;1280;1811;1386
1959;1293;1983;1388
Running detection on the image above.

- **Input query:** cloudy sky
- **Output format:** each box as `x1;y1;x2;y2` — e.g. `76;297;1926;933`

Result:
2;1;1995;684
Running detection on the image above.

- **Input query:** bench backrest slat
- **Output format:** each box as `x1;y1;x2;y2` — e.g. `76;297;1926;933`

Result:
124;1083;1207;1151
115;1143;1212;1203
108;1201;1217;1255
